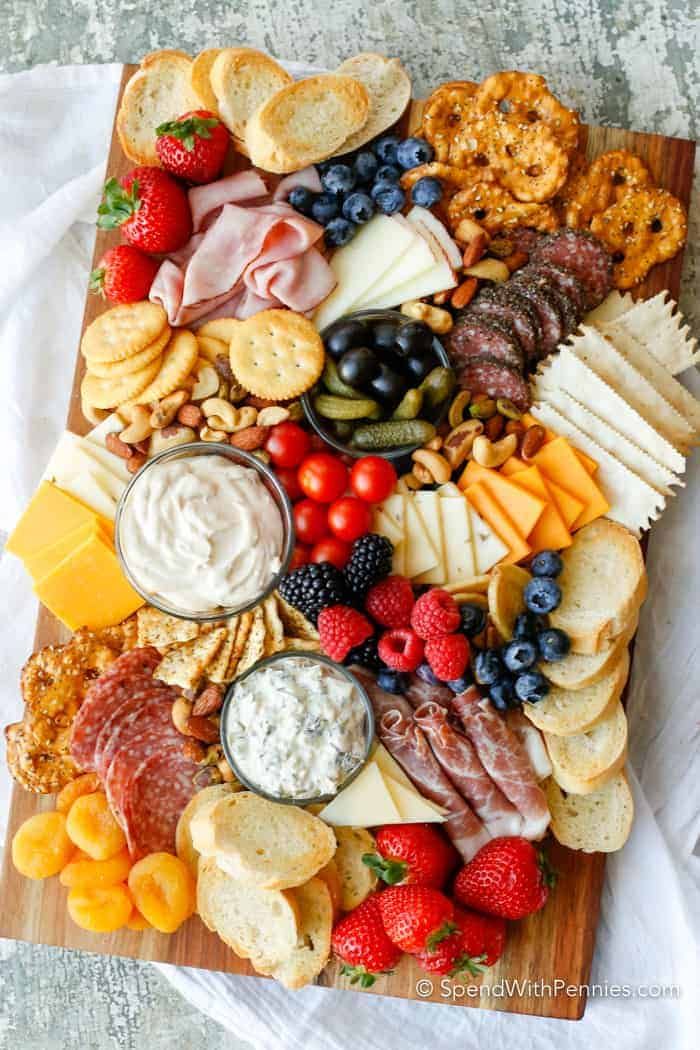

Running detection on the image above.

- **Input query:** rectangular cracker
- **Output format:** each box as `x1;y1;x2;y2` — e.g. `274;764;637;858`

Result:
136;606;200;649
226;611;253;679
263;595;285;655
155;627;228;690
235;605;266;677
274;593;319;641
604;291;699;375
207;618;239;684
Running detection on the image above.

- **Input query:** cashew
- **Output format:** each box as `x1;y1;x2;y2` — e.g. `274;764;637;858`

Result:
463;258;510;283
471;432;518;468
411;448;452;484
454;217;490;246
409;462;433;486
217;758;236;783
230;406;258;432
191;362;220;401
400;300;453;334
398;472;423;491
172;697;193;735
148;425;196;455
150;389;189;429
442;419;483;469
448;390;472;429
423;434;443;451
201;397;239;432
120;405;154;444
256;406;289;427
199;425;228;442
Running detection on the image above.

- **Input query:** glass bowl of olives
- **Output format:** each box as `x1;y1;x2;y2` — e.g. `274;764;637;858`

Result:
302;310;455;460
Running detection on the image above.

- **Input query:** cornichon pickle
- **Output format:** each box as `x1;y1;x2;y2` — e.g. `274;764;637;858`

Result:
418;367;456;411
321;358;365;399
332;420;354;441
350;419;437;450
391;388;423;420
314;394;380;420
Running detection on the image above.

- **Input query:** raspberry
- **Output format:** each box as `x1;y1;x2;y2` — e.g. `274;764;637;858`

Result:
425;634;470;681
318;605;373;662
365;576;415;628
378;628;424;673
411;589;461;640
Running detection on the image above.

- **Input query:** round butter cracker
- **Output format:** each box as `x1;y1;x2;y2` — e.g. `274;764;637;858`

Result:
81;354;164;408
196;334;229;364
229;310;324;399
130;329;199;404
81;302;168;363
197;318;239;343
86;326;171;378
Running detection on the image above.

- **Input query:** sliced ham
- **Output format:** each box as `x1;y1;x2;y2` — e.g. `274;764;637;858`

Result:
414;701;523;838
452;687;551;840
273;166;322;202
189;170;269;232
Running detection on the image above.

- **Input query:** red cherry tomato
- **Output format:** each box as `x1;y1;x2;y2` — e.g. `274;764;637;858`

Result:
293;499;329;545
327;496;372;542
310;536;352;570
288;543;311;571
275;466;304;503
350;456;398;503
265;422;311;468
298;452;349;504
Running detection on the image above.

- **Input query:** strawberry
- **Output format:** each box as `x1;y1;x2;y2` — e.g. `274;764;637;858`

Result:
363;824;458;890
378;884;455;954
155;110;229;184
90;245;160;304
453;836;556;920
331;893;402;987
415;906;506;976
97;167;192;254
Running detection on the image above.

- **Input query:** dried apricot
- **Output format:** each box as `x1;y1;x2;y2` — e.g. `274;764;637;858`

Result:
56;772;101;813
66;883;132;933
11;810;73;879
59;848;132;890
126;907;152;931
65;791;126;860
128;852;196;934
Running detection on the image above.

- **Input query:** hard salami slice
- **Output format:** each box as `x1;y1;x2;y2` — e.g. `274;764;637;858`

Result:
105;711;182;831
445;316;524;372
99;690;177;780
123;745;199;858
530;228;613;309
517;268;578;336
457;355;531;411
524;261;586;316
467;286;542;363
508;275;564;355
498;226;545;256
92;677;172;775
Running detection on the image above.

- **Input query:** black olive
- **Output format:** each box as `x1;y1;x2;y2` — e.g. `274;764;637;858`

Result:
403;354;434;382
324;319;369;358
395;321;433;356
368;363;408;405
337;346;379;387
371;320;400;351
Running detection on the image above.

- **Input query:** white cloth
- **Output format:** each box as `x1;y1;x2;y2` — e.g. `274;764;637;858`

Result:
0;63;698;1050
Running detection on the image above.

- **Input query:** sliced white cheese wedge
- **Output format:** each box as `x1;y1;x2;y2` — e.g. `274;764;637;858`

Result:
362;256;456;311
413;491;447;584
45;430;130;487
383;773;447;823
468;503;508;572
439;495;476;580
378;494;405;574
372;505;403;545
319;761;401;827
373;743;447;816
406;206;463;270
352;222;436;309
49;468;118;521
403;497;439;578
84;412;127;447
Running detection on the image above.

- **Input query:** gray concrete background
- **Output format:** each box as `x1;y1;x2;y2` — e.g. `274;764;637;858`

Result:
0;2;698;1047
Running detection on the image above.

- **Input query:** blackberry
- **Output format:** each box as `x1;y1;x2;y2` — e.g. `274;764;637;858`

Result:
278;562;348;625
344;533;393;599
345;634;382;671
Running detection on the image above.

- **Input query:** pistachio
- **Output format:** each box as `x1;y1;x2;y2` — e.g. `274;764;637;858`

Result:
448;390;472;429
469;397;498;420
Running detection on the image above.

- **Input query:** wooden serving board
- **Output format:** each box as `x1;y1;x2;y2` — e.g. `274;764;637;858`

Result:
0;65;695;1020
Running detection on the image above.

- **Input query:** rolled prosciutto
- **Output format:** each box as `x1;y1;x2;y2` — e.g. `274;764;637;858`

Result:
404;675;454;710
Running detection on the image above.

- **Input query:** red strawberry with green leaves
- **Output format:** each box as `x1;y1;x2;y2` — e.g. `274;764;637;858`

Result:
155;110;229;184
363;824;458;890
90;244;160;304
453;836;556;920
415;907;506;976
331;893;401;987
97;167;192;254
377;884;455;954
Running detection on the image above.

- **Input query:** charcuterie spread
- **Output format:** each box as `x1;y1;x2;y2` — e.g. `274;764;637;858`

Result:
3;45;698;1004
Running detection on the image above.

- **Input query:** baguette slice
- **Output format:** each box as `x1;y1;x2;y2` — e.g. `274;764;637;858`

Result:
197;857;300;970
545;771;634;852
117;50;198;165
245;74;370;173
334;53;411;153
523;648;630;737
549;519;647;654
316;858;343;917
210;48;292;140
542;612;638;691
334;827;378;911
545;700;628;794
176;784;237;879
267;877;333;988
189;48;224;113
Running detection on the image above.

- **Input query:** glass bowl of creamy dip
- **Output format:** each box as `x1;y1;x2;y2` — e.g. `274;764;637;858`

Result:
115;442;294;622
220;652;375;806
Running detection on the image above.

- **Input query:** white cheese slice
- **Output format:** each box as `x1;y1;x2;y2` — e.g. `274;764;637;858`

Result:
84;412;126;447
361;256;456;311
383;773;447;823
406;206;463;270
352;223;436;309
379;494;405;574
318;760;401;827
468;503;508;573
413;491;447;584
45;430;130;487
403;497;439;578
49;469;118;521
372;506;403;545
372;744;447;815
44;436;126;504
439;496;476;580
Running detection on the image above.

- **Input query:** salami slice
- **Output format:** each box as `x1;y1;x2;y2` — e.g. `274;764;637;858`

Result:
497;226;545;256
467;286;542;363
457;355;531;411
517;268;578;336
104;710;182;832
123;745;199;858
91;677;172;775
98;689;177;780
508;275;564;355
530;228;613;309
445;316;524;372
524;261;586;316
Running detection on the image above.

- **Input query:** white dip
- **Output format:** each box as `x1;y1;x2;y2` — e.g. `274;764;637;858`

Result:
226;658;368;798
119;454;283;613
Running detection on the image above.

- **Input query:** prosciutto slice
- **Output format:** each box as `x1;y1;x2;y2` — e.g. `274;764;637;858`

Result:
414;701;522;838
379;709;490;862
404;674;454;710
505;709;552;781
351;667;414;722
452;687;550;840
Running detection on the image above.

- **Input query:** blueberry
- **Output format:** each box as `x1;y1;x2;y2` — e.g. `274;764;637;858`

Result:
288;186;316;216
447;673;472;694
416;662;441;686
324;217;356;247
396;321;433;356
377;669;408;694
310;192;341;225
396;136;435;170
524;577;562;615
337;346;379;387
342;192;375;225
368;363;408;405
502;639;538;674
372;321;400;351
372;183;406;216
531;550;564;578
474;648;503;686
322;163;356;196
459;603;487;638
403;354;433;383
512;611;542;641
354;150;379;184
411;176;443;208
514;670;550;704
375;163;402;183
489;677;516;710
374;135;401;165
324;319;369;357
537;628;571;663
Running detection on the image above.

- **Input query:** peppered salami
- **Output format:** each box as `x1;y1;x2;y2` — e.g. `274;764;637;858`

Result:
123;745;199;858
445;316;524;372
457;355;531;411
467;286;542;364
524;261;587;316
516;267;578;336
496;226;545;256
530;228;613;309
508;275;565;356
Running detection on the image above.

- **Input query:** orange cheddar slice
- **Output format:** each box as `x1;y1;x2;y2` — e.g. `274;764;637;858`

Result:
23;521;108;582
531;437;610;530
459;460;546;537
508;466;572;550
464;483;531;564
521;414;598;475
6;481;106;561
500;456;527;476
545;478;585;530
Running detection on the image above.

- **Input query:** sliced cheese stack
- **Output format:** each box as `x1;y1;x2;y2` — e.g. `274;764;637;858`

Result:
42;419;130;521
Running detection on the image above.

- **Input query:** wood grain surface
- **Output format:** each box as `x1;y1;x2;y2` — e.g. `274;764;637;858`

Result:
0;65;695;1021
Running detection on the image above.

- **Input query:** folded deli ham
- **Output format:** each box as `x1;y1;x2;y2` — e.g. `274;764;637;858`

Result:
150;170;336;327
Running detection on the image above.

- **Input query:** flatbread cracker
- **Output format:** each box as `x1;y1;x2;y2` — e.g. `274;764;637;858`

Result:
282;637;321;652
275;592;319;640
262;595;285;655
229;310;324;399
207;618;239;683
136;605;201;649
601;291;700;376
131;329;199;404
155;627;228;690
226;610;253;679
81;302;168;363
234;605;266;676
87;326;171;379
81;354;163;409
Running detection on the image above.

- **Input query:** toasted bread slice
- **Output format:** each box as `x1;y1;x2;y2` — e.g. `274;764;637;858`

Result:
245;74;370;173
210;48;292;140
316;858;343;918
176;784;236;879
542;612;638;691
488;564;531;641
545;700;628;794
334;53;411;153
117;50;198;165
523;648;630;737
267;877;333;988
549;519;647;654
190;48;224;113
334;827;377;911
197;857;299;970
545;770;634;852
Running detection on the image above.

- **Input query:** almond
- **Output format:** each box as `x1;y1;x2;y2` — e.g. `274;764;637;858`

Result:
521;424;546;461
192;684;224;717
126;452;147;474
106;432;133;459
186;715;220;743
230;425;269;450
182;738;207;763
177;403;204;428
